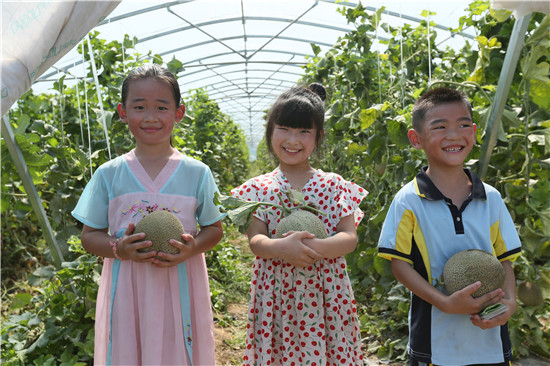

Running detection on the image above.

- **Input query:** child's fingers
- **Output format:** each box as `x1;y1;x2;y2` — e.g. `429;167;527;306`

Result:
476;288;505;310
457;281;482;297
125;222;136;235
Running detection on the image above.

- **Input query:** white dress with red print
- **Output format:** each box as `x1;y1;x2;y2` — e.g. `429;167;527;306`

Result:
231;167;367;366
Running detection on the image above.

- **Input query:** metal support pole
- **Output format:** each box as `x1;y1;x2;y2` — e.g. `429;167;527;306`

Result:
1;115;65;268
477;13;532;179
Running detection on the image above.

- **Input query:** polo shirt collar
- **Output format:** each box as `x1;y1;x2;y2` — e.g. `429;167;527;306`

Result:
414;166;486;201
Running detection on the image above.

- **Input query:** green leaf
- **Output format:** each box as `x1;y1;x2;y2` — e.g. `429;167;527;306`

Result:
525;62;550;83
9;293;33;309
530;79;550;110
218;194;280;233
166;56;184;76
489;7;511;22
310;43;321;56
359;107;377;130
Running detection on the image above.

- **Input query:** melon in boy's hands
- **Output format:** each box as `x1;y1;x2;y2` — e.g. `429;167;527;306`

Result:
134;210;184;255
443;249;505;298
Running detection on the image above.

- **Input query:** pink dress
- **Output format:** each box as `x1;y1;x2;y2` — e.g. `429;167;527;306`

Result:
231;167;368;366
72;149;224;365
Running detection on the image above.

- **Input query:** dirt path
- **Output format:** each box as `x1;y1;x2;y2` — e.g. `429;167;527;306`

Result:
214;303;247;366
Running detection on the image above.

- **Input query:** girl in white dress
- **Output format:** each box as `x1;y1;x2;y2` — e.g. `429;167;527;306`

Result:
231;83;367;366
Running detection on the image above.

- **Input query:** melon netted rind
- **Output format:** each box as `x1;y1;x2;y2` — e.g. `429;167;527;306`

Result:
443;249;505;298
275;210;328;239
135;210;184;254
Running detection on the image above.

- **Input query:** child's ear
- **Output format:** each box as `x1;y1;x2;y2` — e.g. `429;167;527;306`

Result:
408;129;423;150
117;103;127;123
175;104;185;122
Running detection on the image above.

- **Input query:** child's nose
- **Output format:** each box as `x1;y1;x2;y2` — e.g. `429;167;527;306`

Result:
143;109;156;121
287;130;300;142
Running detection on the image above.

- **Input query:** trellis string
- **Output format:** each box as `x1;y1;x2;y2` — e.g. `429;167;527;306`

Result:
86;34;112;160
427;5;432;85
82;41;94;178
74;60;85;150
375;10;382;104
400;7;405;108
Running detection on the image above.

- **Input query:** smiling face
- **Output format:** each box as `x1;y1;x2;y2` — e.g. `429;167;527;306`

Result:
271;124;320;170
408;101;476;171
117;78;184;150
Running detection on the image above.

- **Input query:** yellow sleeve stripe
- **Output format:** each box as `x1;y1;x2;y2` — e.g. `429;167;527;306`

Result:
491;220;521;262
397;209;433;283
378;251;414;264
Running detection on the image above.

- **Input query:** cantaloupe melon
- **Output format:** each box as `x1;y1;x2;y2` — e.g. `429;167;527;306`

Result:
443;249;505;298
135;210;184;255
275;209;328;239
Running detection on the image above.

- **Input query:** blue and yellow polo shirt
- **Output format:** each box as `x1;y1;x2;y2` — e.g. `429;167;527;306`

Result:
377;167;521;365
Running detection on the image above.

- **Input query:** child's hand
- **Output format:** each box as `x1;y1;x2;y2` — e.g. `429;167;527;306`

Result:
469;294;517;329
443;281;505;315
117;222;158;262
152;233;197;268
277;231;324;268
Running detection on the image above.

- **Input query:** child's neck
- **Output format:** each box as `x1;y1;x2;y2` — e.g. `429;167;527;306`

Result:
134;145;175;181
426;166;472;208
279;164;317;191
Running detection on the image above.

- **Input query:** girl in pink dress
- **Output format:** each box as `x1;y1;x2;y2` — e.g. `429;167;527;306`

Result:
72;64;225;365
231;83;367;365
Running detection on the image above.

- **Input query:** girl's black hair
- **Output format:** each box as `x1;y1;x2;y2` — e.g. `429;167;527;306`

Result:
265;82;327;159
120;63;181;107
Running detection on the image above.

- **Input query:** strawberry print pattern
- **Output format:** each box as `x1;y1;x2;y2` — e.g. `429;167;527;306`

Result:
231;168;368;365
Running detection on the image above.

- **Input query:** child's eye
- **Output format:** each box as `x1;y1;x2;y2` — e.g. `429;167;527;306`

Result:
158;106;168;111
134;105;144;110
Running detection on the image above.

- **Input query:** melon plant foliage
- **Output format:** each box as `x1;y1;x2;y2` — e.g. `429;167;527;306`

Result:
297;1;549;360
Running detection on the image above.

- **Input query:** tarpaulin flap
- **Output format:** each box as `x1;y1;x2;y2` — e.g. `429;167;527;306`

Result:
1;1;121;116
492;0;550;18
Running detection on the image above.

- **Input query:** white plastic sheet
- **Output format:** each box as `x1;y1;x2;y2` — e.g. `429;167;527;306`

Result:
1;1;121;116
492;0;550;18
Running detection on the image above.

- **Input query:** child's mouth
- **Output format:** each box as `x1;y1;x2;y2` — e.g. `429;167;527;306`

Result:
284;147;300;153
443;146;463;152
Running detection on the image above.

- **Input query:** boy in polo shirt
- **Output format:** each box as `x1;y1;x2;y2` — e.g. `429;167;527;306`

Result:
377;87;521;366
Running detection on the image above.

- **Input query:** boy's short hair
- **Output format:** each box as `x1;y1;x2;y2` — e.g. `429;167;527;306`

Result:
411;87;473;131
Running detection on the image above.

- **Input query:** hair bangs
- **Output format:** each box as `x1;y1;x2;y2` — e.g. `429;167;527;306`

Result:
276;102;316;130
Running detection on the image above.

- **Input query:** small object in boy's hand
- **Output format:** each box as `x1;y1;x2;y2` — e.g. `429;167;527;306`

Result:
479;303;507;320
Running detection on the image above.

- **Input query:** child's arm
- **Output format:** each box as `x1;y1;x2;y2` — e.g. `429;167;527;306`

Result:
81;223;157;262
392;258;505;315
469;260;517;329
247;216;324;268
301;214;358;258
153;220;224;267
